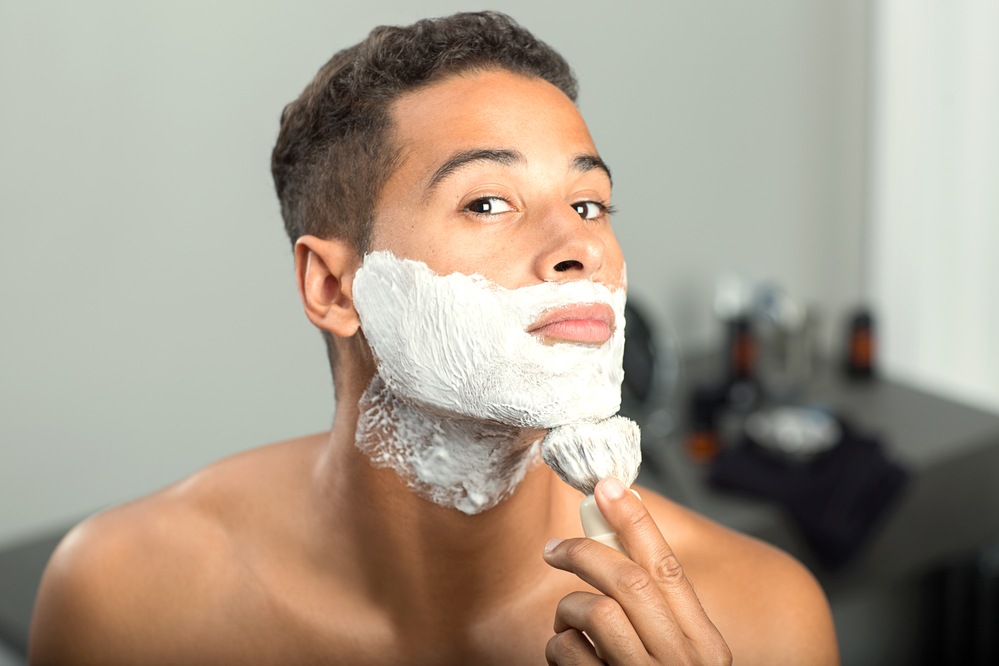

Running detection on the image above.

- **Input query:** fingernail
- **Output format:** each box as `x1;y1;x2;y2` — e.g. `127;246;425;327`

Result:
602;477;626;500
544;538;563;555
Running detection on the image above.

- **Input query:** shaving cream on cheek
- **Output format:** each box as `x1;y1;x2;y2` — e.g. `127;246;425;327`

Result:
350;251;629;515
353;251;626;428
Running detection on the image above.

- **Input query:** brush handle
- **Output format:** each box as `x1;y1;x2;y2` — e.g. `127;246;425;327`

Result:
580;494;628;556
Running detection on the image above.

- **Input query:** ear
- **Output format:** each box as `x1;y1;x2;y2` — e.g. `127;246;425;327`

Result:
294;235;362;337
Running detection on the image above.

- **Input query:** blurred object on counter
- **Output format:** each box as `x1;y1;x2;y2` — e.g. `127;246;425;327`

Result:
685;312;763;462
844;308;876;380
683;277;904;568
686;276;818;462
715;275;818;401
754;282;817;401
687;387;723;462
724;315;764;411
716;315;765;448
709;413;909;570
743;405;840;463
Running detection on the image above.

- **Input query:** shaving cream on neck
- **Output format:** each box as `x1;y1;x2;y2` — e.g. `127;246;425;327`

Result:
351;251;627;514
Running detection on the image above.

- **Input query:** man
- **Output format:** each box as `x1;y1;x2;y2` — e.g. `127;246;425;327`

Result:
30;12;838;665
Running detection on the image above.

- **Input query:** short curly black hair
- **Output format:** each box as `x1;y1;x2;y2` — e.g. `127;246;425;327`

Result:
271;11;577;254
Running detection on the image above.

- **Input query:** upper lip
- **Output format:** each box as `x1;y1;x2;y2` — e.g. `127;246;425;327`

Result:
527;302;616;334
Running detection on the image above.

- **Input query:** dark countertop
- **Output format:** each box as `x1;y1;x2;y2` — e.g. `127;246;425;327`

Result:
635;353;999;595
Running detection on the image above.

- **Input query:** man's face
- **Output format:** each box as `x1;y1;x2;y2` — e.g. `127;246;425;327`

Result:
349;70;628;510
369;68;625;298
351;67;629;430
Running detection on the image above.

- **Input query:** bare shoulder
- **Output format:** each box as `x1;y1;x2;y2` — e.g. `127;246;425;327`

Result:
28;436;323;666
28;485;236;665
638;486;840;665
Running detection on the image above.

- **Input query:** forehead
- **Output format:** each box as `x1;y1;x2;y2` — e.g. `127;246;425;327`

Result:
385;68;600;182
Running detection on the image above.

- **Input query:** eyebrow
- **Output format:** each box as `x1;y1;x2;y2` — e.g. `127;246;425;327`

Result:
422;148;614;197
572;154;613;186
424;148;524;196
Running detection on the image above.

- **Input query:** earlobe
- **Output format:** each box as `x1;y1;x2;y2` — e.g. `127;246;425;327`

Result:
294;235;362;337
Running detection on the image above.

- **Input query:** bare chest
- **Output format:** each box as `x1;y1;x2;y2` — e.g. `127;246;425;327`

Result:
188;567;568;666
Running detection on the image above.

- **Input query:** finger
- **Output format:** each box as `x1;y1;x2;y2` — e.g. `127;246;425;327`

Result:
594;478;726;647
553;591;647;663
545;628;603;666
544;536;635;593
545;537;687;649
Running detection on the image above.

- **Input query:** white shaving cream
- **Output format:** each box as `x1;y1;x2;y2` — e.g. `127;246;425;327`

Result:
351;251;627;514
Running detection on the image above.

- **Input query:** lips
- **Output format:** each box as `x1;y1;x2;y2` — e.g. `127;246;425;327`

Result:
527;302;616;345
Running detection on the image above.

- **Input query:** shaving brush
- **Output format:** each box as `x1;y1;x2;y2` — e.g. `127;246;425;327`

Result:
542;416;642;554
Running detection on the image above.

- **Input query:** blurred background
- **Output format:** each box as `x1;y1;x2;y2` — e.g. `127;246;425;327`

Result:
1;0;997;664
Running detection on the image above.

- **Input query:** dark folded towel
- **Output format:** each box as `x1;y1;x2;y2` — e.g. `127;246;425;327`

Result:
708;418;909;569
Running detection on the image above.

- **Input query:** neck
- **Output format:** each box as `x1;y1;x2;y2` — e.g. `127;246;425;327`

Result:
310;373;580;631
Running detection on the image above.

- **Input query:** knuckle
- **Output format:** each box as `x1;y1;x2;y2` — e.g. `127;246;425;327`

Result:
588;596;623;626
545;632;563;655
545;632;564;660
650;552;686;587
546;630;588;665
707;642;734;665
545;634;563;664
681;641;732;666
616;565;655;597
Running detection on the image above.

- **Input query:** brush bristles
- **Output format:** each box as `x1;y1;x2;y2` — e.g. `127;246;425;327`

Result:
541;416;642;495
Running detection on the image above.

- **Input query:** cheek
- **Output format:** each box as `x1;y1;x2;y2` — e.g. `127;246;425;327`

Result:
420;225;516;278
368;210;445;267
599;233;628;290
430;253;512;286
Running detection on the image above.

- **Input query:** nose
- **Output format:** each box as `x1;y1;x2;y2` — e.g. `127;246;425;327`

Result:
533;204;606;282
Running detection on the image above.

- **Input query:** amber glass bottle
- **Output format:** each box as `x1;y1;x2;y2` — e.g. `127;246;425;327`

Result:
844;310;876;380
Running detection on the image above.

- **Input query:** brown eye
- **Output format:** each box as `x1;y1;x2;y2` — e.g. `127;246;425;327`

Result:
465;197;513;215
573;201;604;220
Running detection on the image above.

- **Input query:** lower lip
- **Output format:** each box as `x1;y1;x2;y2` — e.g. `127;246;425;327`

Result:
532;320;613;345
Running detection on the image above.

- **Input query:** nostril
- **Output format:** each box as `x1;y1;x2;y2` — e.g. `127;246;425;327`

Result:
553;260;584;272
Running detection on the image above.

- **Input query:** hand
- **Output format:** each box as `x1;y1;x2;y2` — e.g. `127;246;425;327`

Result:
543;478;732;665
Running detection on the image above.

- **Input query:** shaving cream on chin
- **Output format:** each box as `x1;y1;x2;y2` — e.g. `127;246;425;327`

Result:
352;250;627;429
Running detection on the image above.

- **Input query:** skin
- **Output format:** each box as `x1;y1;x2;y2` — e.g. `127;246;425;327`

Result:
29;69;839;665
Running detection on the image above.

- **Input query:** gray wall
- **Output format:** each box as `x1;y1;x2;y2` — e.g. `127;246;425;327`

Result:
0;0;869;546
